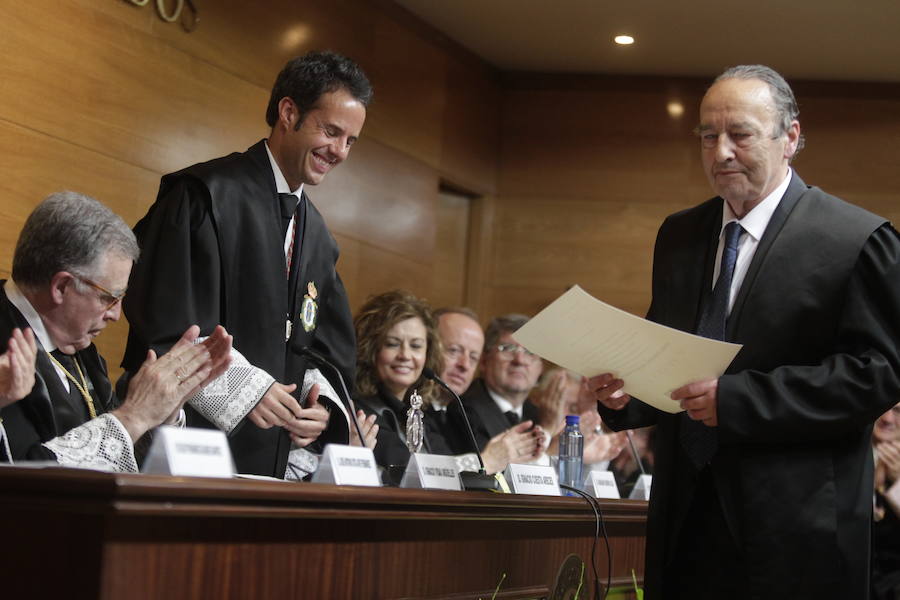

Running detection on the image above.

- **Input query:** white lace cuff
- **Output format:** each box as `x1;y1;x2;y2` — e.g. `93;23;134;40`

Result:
300;367;350;431
281;369;351;480
284;447;320;480
454;452;481;473
188;345;274;433
0;421;11;463
43;413;138;472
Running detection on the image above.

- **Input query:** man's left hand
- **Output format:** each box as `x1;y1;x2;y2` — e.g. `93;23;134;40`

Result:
287;383;330;447
671;378;719;426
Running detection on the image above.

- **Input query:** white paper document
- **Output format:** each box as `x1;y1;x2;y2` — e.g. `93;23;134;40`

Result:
513;285;742;413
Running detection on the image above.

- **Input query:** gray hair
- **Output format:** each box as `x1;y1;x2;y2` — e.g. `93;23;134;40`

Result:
484;313;529;353
12;191;139;290
714;64;806;154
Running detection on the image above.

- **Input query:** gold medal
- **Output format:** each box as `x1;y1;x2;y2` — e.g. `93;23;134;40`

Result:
301;281;319;332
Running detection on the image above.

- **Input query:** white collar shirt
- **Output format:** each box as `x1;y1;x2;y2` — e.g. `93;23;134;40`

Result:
264;140;304;255
4;279;70;390
487;386;522;420
715;168;793;314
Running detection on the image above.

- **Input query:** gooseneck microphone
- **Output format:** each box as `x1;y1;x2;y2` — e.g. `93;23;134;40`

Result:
299;347;367;446
422;367;499;492
625;429;647;476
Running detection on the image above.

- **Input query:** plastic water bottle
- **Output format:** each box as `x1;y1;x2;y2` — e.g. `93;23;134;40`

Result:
558;415;584;495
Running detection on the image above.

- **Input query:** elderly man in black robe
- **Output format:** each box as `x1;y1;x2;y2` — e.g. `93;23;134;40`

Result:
0;191;231;470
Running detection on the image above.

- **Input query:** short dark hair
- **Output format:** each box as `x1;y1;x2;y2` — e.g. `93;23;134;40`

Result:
483;313;530;354
12;191;138;290
714;64;806;155
265;50;373;128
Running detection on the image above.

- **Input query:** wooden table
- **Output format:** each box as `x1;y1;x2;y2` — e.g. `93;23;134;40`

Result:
0;467;646;599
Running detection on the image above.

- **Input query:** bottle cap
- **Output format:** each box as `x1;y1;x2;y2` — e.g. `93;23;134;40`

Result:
565;415;580;425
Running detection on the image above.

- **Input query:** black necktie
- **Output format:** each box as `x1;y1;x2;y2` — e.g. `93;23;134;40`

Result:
504;410;521;427
681;221;743;469
278;193;297;239
432;408;448;429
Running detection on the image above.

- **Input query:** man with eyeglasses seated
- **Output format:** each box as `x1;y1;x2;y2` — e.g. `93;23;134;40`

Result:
461;314;548;459
0;191;232;471
430;308;544;472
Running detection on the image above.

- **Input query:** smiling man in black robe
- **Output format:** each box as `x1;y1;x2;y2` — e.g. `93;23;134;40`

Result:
122;51;373;478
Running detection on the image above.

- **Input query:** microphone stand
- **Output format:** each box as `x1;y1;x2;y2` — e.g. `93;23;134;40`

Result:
423;368;499;492
299;347;367;446
625;430;646;476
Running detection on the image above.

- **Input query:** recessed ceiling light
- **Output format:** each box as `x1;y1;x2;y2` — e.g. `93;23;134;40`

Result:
614;35;634;45
667;101;685;118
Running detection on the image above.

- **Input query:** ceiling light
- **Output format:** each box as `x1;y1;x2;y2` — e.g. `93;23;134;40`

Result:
667;101;685;118
614;35;634;45
281;24;310;51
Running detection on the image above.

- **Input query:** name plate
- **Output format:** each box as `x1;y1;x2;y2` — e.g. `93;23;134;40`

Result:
629;474;652;500
142;426;233;478
504;463;561;496
311;444;381;487
586;470;620;499
400;453;462;490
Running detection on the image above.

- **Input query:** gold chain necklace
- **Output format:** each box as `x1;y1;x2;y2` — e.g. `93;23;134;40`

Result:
45;351;97;419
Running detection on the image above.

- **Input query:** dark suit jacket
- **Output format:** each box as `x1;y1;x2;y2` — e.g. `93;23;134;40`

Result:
601;174;900;600
461;378;539;451
123;140;356;477
0;283;115;462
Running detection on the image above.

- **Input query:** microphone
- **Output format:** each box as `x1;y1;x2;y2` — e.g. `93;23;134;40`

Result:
299;347;367;447
422;367;500;492
625;429;646;476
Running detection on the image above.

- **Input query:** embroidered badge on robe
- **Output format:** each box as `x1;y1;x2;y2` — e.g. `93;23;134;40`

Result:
301;281;318;332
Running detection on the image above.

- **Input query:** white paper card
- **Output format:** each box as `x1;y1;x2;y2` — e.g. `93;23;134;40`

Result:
505;463;561;496
512;285;742;413
586;470;620;499
629;474;653;500
400;453;462;490
311;444;380;487
142;426;234;478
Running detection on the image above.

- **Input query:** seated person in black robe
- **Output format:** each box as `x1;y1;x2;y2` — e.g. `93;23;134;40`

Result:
0;191;231;470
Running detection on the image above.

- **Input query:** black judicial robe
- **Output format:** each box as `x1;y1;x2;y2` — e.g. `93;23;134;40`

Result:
0;283;116;462
600;174;900;600
461;378;540;451
122;140;356;477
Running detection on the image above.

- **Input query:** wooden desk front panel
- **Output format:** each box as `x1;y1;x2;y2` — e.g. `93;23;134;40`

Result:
0;468;646;599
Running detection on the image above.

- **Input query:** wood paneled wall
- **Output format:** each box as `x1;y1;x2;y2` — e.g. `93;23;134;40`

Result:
486;75;900;320
2;1;899;379
0;0;500;378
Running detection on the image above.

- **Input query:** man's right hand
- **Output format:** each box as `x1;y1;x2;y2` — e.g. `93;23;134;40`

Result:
587;373;631;411
114;325;233;441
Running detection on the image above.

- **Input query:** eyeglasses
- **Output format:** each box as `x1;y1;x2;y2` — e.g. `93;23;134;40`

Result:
75;275;126;311
493;343;539;361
